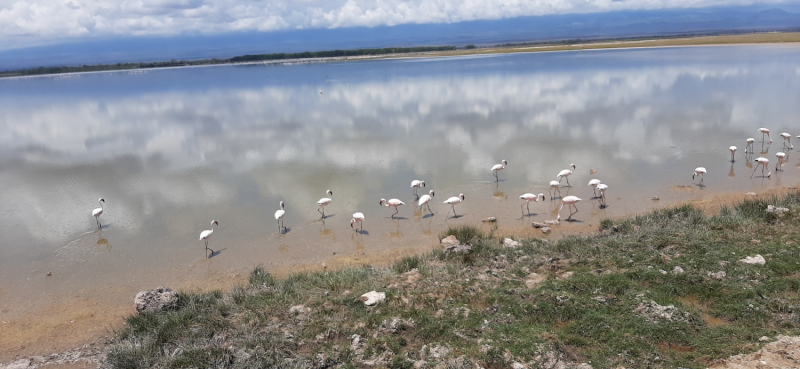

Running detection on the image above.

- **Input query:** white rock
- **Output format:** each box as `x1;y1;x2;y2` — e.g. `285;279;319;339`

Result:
503;238;520;248
440;235;459;248
3;359;31;369
672;266;685;274
759;336;770;342
708;271;726;280
360;291;386;306
541;226;552;235
289;305;311;314
740;255;766;266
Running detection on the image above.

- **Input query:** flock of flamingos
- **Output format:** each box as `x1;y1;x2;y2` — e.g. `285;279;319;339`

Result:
88;128;792;258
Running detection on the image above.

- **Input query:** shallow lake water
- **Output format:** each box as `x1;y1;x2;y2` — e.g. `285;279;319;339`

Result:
1;44;800;319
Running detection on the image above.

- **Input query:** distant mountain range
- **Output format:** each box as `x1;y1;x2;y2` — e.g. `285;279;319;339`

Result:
1;4;799;71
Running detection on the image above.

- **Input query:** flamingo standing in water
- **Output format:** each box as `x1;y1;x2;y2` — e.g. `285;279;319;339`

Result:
745;138;755;153
350;212;365;231
199;220;219;258
776;152;786;171
758;128;771;144
751;157;771;178
729;146;737;162
491;160;508;182
549;180;561;198
91;198;105;229
410;180;426;195
781;133;792;149
418;190;435;215
380;198;405;218
596;183;608;208
317;190;333;218
693;167;707;184
588;179;601;197
443;193;465;218
519;193;545;216
558;196;582;221
275;201;286;232
557;164;576;186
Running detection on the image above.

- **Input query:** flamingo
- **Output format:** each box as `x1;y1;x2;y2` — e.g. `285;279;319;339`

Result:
758;128;771;144
491;160;508;182
199;220;219;258
729;146;737;162
776;152;786;171
693;167;707;184
350;212;365;231
443;193;465;218
519;193;545;216
745;138;755;153
557;164;576;186
588;179;602;197
558;196;582;221
418;190;435;215
596;184;608;208
781;133;792;149
317;190;333;218
380;198;405;218
91;198;105;229
751;157;771;178
411;180;426;195
549;180;561;198
275;201;286;232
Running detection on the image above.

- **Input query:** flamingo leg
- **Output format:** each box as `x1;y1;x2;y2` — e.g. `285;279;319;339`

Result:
593;188;597;197
96;217;101;229
392;207;399;218
318;207;325;219
527;202;531;215
570;203;578;220
494;171;499;182
751;165;759;178
566;177;571;187
427;203;434;215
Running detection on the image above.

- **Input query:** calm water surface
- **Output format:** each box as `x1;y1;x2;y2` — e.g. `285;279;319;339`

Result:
2;45;800;318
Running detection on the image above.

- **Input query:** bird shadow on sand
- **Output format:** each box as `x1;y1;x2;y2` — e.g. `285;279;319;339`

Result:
421;213;435;219
446;214;464;220
521;213;539;218
563;219;584;223
208;248;228;258
279;227;292;235
695;183;707;189
94;224;111;231
385;216;408;220
319;214;336;220
355;230;370;235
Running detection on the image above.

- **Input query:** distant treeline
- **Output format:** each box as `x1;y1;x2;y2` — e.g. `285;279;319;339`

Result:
229;46;456;62
0;46;456;78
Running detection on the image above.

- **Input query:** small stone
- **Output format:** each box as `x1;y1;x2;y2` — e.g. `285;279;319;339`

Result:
525;273;547;288
746;192;757;196
740;254;766;265
482;217;497;222
652;196;660;201
503;238;520;248
4;359;31;369
759;336;770;342
289;305;311;314
659;270;668;275
531;222;545;228
708;271;726;280
440;235;459;248
541;226;552;235
511;362;527;369
359;291;386;306
544;219;560;226
672;266;685;275
46;272;52;276
134;287;178;313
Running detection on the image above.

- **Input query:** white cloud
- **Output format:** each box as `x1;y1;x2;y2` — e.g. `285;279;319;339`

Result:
0;0;788;49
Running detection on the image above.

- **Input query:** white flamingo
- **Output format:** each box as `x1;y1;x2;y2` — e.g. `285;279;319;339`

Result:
558;196;582;221
91;198;105;229
596;184;608;208
751;157;771;178
776;152;786;171
588;179;602;197
410;180;426;195
693;167;707;184
745;138;755;153
199;220;219;258
549;180;561;198
275;201;286;232
491;160;508;182
350;212;365;231
729;146;737;162
758;128;771;144
380;198;405;218
519;193;545;216
418;190;435;215
317;190;333;218
443;193;465;218
781;133;792;149
557;164;576;186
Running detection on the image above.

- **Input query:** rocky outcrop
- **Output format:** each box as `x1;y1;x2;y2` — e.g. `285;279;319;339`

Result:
134;287;178;313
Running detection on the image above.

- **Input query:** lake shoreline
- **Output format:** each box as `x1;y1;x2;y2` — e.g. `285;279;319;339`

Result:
2;181;799;363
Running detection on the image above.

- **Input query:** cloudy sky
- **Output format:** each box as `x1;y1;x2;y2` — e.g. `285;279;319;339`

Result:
2;0;798;50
